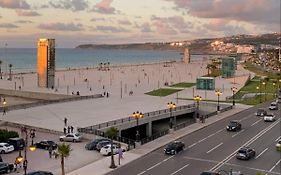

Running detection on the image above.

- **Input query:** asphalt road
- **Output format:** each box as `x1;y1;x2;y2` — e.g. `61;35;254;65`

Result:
107;102;281;175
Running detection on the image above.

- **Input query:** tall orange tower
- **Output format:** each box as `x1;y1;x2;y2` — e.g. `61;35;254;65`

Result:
37;38;55;88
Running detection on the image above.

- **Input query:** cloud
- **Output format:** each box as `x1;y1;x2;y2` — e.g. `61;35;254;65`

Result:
0;0;30;9
117;20;131;25
0;23;19;28
15;20;33;23
38;22;84;31
92;0;116;14
16;10;40;16
151;15;194;34
166;0;280;25
140;23;152;33
49;0;88;11
95;25;128;33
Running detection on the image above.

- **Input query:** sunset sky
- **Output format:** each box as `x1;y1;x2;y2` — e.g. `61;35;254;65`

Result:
0;0;280;48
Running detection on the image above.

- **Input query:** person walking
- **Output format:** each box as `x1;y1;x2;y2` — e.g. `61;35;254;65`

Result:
67;126;71;133
48;146;53;158
70;126;74;133
63;127;67;134
64;117;67;127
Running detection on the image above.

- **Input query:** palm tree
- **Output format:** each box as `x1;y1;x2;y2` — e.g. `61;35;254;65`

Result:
105;127;119;169
0;60;2;79
8;64;12;80
56;143;72;175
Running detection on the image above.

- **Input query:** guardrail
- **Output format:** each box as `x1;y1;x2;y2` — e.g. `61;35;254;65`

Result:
173;118;196;131
84;104;196;130
140;129;170;145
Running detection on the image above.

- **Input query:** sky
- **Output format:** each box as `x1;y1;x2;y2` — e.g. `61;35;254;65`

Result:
0;0;280;48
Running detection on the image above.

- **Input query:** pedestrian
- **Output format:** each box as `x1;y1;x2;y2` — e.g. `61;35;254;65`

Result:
200;115;203;123
67;126;70;133
64;117;67;127
13;161;18;172
104;91;106;96
63;127;66;134
202;116;206;123
106;92;109;98
103;85;105;89
48;146;53;158
2;109;6;115
70;126;74;133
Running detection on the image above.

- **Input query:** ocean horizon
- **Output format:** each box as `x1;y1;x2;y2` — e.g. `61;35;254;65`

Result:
0;48;211;73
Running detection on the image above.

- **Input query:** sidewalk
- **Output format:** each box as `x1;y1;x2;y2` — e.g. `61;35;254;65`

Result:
67;104;251;175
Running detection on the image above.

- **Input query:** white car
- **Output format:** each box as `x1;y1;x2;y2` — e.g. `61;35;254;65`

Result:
263;114;276;122
269;102;278;110
100;144;125;156
59;133;82;142
276;139;281;151
0;142;14;153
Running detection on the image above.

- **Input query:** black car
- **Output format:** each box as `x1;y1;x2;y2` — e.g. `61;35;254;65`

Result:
85;138;110;150
226;121;242;131
0;162;13;174
200;171;221;175
35;140;58;150
255;108;267;116
26;171;54;175
164;141;185;155
236;147;255;160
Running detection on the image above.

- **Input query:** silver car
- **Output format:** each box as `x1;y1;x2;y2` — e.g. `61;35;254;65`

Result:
59;133;82;142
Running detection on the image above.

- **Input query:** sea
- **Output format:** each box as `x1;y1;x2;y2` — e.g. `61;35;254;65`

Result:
0;48;211;73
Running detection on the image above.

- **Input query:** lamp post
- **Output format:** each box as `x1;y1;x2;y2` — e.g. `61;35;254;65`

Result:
262;82;266;101
132;111;143;142
167;102;176;129
193;95;202;119
2;98;6;115
215;89;222;112
231;87;237;106
256;86;261;103
16;127;36;175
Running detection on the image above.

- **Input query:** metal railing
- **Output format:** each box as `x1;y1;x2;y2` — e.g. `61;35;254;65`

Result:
140;129;170;145
173;118;196;131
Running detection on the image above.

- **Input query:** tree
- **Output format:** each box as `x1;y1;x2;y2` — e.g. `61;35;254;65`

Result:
56;143;72;175
206;64;213;76
0;60;2;79
105;127;119;169
8;64;12;81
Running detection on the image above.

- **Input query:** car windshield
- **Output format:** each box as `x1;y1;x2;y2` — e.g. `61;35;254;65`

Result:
75;133;80;137
257;109;265;113
238;149;247;154
4;143;10;147
103;146;109;149
229;121;238;126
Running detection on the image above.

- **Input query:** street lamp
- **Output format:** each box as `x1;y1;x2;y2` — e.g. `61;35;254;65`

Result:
256;86;261;103
215;89;222;112
193;95;202;119
2;98;6;115
132;111;143;142
262;82;266;101
167;102;176;129
231;87;237;106
17;127;36;175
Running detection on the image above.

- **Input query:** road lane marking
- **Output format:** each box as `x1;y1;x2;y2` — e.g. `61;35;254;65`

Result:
170;164;189;175
198;138;206;143
275;136;281;141
255;148;268;159
232;129;245;138
188;143;197;149
137;171;146;175
269;159;281;172
163;155;174;162
211;118;280;172
147;162;162;171
251;118;262;126
207;142;223;154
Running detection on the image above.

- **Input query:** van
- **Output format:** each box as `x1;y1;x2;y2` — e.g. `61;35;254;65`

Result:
7;138;24;151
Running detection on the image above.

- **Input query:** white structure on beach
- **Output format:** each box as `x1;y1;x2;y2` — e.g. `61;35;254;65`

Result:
183;48;190;64
37;38;55;88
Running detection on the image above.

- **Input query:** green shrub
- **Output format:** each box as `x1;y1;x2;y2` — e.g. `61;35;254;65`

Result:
0;129;19;142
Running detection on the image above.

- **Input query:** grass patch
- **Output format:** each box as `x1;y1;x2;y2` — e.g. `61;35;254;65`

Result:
170;82;195;88
145;88;181;97
239;94;276;105
243;62;280;79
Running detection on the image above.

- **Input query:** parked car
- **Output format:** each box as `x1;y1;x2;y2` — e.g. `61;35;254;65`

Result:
268;102;278;110
0;162;13;174
96;140;112;151
100;144;125;156
200;171;221;175
26;171;54;175
0;143;14;154
7;137;24;151
35;140;58;150
255;108;267;116
276;139;281;151
226;121;242;131
59;133;82;142
164;141;185;155
236;147;255;160
263;114;276;122
85;138;110;150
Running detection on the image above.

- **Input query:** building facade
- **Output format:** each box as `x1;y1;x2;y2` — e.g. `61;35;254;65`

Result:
37;38;55;88
196;77;215;90
221;57;235;78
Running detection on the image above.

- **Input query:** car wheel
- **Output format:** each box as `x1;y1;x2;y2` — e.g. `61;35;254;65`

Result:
107;152;111;156
0;150;5;154
73;139;77;143
6;168;10;173
174;150;177;155
59;138;64;142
